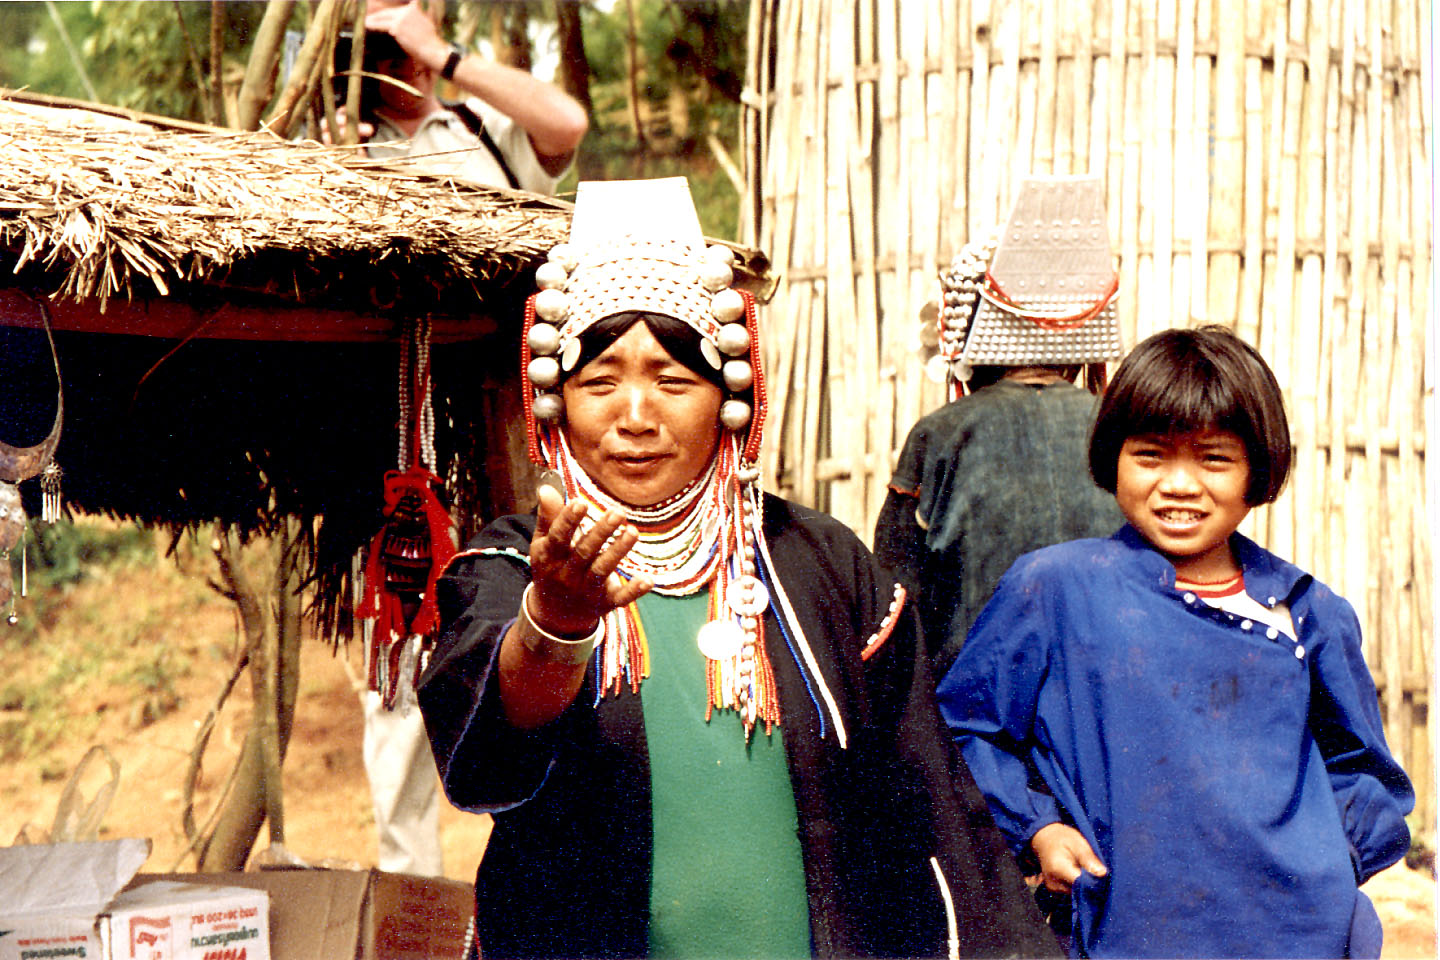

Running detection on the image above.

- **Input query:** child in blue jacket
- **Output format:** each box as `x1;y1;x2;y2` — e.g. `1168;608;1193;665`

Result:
936;326;1413;958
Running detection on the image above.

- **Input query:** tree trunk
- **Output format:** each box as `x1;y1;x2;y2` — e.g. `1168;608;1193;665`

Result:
195;524;306;871
622;0;647;158
553;1;591;114
488;2;532;72
553;0;596;179
208;1;224;126
236;0;296;131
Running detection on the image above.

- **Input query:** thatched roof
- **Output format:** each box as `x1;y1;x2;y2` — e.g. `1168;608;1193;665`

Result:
0;91;579;327
0;89;770;328
0;89;770;632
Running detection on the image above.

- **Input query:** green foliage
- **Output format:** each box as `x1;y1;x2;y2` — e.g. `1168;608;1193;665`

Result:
0;1;274;121
573;0;748;239
11;517;156;592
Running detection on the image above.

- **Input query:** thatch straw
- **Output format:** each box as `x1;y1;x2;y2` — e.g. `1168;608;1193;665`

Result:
0;90;770;317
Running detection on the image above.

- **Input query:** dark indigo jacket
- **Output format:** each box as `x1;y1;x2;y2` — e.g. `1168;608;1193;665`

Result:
875;379;1122;674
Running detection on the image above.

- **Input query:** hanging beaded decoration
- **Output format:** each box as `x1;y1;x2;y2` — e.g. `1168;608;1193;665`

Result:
357;317;456;710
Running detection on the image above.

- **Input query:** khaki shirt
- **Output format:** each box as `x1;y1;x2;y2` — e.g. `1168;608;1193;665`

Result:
367;98;562;194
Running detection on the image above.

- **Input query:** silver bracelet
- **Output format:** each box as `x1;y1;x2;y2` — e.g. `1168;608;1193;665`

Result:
517;583;601;664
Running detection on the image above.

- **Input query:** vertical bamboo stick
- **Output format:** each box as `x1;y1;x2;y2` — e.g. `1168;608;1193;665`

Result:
1292;0;1329;573
1070;0;1094;171
790;0;828;505
1054;0;1076;172
1190;0;1214;325
985;5;1020;226
1033;0;1058;172
1089;0;1111;180
1119;23;1143;345
1147;0;1174;328
801;0;831;511
1402;50;1433;792
1171;0;1197;325
970;0;994;238
1271;3;1307;562
1372;0;1402;746
1236;37;1264;348
759;0;807;492
824;0;861;521
1208;0;1245;330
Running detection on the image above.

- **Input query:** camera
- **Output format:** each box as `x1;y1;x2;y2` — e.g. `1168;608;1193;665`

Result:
331;31;407;113
334;30;407;74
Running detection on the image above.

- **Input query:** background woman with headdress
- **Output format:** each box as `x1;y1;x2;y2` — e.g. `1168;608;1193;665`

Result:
875;177;1126;677
417;179;1059;959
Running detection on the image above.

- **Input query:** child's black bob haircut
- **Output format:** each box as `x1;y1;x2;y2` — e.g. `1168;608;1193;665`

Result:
1089;325;1293;506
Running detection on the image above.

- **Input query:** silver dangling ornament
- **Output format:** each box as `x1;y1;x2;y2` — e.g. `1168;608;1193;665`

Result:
696;619;745;661
39;462;61;524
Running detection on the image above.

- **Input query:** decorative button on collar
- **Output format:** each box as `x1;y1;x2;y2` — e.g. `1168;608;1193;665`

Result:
1294;646;1305;659
1266;627;1279;640
1240;619;1253;630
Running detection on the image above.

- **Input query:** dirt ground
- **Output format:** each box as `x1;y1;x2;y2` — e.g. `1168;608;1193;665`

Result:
0;558;1434;956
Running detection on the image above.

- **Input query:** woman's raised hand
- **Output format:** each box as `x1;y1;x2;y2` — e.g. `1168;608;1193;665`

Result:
526;485;653;637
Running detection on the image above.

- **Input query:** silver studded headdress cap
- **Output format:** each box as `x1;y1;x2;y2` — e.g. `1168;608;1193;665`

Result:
939;175;1122;379
524;178;762;462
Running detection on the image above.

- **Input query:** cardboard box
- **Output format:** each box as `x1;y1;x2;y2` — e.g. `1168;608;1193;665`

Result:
0;839;270;960
127;869;472;960
104;881;269;960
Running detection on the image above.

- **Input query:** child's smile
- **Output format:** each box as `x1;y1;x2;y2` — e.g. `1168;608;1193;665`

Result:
1114;428;1252;581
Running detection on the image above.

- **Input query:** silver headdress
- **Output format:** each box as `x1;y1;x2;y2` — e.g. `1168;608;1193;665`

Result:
523;178;763;462
936;175;1122;396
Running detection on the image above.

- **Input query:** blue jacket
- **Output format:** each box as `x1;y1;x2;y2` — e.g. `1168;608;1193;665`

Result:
937;526;1413;958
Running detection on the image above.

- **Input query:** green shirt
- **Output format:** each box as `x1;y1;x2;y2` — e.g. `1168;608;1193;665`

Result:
637;591;811;959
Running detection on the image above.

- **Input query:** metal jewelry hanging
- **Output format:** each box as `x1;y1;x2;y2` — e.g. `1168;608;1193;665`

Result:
0;295;64;617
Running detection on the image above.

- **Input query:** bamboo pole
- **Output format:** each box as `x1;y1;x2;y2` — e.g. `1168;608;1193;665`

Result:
798;0;828;509
1033;0;1057;173
1147;0;1173;329
760;0;806;493
1070;0;1093;172
1188;0;1213;324
1402;28;1433;802
1209;0;1245;329
1119;30;1142;345
1052;0;1074;173
238;0;298;131
863;0;898;531
824;0;861;521
969;0;993;238
877;0;906;466
1372;0;1402;747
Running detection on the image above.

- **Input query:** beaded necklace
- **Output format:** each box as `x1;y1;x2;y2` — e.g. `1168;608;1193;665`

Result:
546;429;782;736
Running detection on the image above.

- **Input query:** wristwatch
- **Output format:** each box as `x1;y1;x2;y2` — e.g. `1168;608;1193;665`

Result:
440;42;465;81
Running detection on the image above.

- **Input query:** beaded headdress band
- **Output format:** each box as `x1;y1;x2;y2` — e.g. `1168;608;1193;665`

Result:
517;178;819;740
523;180;763;461
937;175;1122;396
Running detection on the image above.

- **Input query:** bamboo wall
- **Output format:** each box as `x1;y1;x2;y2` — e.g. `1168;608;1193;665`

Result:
740;0;1433;835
